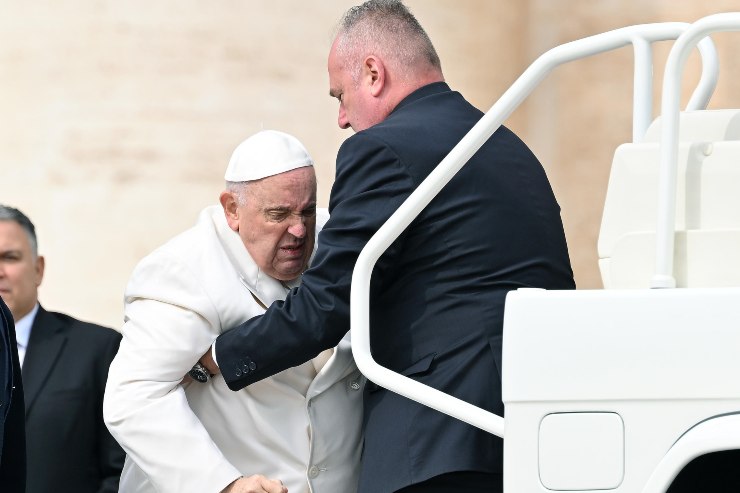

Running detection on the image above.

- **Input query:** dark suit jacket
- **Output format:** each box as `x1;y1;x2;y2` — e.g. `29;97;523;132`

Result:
23;306;124;493
0;295;25;493
217;82;575;493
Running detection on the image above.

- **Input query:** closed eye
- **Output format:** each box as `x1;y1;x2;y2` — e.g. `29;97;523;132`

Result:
0;251;22;262
266;210;290;222
265;206;317;222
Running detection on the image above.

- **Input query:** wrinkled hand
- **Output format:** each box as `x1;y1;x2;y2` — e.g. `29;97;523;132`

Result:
221;475;287;493
200;344;220;376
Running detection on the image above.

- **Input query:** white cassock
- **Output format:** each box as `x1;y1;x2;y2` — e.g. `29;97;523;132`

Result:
104;205;363;493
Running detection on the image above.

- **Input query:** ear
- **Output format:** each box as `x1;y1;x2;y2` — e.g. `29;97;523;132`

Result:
363;55;385;97
34;255;45;287
219;191;240;232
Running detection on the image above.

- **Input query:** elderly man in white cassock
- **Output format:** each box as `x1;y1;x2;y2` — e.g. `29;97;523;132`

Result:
104;130;363;493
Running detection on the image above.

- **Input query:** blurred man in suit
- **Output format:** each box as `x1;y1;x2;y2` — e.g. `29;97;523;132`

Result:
0;294;25;493
0;204;125;493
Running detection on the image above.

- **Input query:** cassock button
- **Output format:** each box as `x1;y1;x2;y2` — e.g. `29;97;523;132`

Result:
235;368;242;377
249;361;257;371
308;465;320;478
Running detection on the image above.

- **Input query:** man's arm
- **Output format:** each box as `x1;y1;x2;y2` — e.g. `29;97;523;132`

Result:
103;256;243;493
0;297;25;493
96;331;126;493
214;134;414;390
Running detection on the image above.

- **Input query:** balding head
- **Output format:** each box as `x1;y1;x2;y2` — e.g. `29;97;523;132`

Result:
328;0;444;131
335;0;442;85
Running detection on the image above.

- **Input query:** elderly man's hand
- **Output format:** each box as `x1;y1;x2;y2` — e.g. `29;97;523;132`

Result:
222;475;287;493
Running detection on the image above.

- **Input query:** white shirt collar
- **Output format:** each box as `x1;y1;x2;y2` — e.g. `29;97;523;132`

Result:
202;205;294;306
15;302;39;350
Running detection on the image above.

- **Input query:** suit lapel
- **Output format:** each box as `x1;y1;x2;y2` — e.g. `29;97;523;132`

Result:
22;306;67;416
307;336;357;395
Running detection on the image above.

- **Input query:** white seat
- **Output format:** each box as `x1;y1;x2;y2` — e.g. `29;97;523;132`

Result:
642;109;740;142
598;111;740;288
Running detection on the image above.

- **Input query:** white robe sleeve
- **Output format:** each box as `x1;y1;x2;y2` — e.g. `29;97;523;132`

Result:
103;251;242;493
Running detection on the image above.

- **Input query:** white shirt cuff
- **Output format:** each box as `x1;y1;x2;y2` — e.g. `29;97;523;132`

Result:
211;342;219;367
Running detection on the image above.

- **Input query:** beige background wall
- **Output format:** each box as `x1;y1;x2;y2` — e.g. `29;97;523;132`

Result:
1;1;738;329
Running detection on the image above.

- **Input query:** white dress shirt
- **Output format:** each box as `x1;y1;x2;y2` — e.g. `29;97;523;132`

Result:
14;303;39;368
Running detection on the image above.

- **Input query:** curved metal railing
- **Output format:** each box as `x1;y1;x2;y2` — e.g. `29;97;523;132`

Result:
651;13;740;288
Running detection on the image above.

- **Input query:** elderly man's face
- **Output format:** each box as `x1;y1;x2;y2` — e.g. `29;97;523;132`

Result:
0;220;44;321
224;167;317;281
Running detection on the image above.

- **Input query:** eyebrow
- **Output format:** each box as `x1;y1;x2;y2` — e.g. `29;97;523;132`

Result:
264;206;291;213
264;203;317;213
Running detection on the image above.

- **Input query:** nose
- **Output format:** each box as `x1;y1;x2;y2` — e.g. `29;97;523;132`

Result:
287;216;307;238
338;105;350;129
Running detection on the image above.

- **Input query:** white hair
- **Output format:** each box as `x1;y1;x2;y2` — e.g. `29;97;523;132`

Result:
225;181;252;207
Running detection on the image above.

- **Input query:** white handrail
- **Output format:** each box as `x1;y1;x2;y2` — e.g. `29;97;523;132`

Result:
351;22;719;438
631;30;717;142
651;12;740;289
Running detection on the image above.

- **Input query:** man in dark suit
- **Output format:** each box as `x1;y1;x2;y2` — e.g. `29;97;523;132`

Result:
201;1;575;492
0;295;25;493
0;204;125;493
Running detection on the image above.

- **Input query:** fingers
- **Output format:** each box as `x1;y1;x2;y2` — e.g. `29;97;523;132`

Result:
256;475;287;493
223;475;287;493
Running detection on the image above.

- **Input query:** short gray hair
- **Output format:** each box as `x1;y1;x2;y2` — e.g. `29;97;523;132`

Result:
0;204;38;257
336;0;442;84
225;181;252;207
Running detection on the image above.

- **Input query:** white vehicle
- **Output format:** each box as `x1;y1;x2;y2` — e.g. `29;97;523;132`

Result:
351;12;740;493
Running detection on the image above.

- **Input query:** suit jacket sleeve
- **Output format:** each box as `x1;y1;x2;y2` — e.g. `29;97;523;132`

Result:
96;332;126;493
217;133;415;390
0;297;25;493
103;253;242;493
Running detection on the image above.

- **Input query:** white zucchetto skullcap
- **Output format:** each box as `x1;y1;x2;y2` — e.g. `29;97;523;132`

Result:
224;130;314;182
